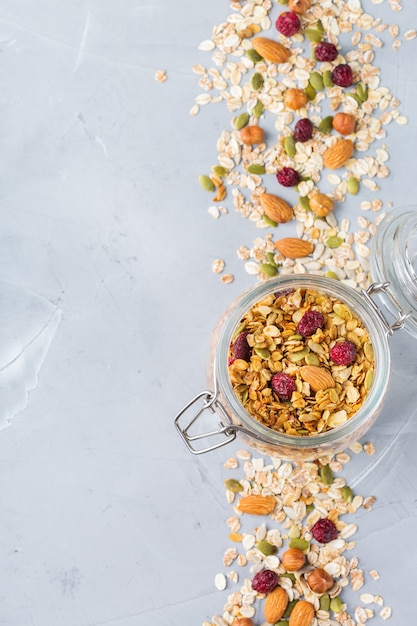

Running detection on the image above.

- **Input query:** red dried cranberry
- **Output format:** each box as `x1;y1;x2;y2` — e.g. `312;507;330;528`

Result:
276;167;300;187
252;569;279;594
293;118;313;143
274;288;294;298
233;330;251;361
297;310;324;337
311;518;338;543
314;42;338;62
271;372;296;401
331;64;353;88
275;11;300;37
330;340;357;366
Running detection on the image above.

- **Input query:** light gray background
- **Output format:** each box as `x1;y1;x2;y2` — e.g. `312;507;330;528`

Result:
0;1;417;625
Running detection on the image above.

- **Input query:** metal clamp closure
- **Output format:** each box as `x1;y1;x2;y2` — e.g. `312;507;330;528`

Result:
363;282;411;335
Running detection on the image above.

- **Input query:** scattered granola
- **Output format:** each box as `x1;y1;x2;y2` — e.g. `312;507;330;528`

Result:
154;69;167;83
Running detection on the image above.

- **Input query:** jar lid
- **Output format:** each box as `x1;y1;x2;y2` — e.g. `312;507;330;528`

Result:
370;206;417;338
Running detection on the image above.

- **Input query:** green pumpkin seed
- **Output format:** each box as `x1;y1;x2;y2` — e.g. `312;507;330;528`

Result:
324;270;339;280
316;20;324;34
305;503;314;514
289;348;309;363
246;163;266;175
288;334;303;341
326;236;344;249
232;320;247;339
347;176;360;195
330;596;343;613
356;82;368;102
288;537;310;551
364;341;374;360
263;214;278;227
305;28;323;42
298;195;311;211
342;486;354;503
320;464;334;485
211;165;229;178
289;525;300;539
224;478;244;492
320;594;331;612
246;48;263;64
277;0;289;4
256;539;277;556
199;174;215;192
274;622;288;626
252;99;264;118
304;83;317;102
266;251;278;266
348;92;363;106
309;71;324;91
241;389;249;404
284;135;297;157
251;72;264;91
281;572;296;583
334;303;352;320
254;346;271;359
234;112;250;130
305;352;319;366
285;599;298;616
318;115;334;134
260;263;278;277
323;69;334;88
365;369;374;390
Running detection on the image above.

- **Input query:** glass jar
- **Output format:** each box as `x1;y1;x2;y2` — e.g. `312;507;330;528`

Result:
175;206;417;461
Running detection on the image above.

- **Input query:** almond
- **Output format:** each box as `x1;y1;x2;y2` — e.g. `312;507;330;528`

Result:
252;37;291;64
240;125;265;145
237;494;276;515
259;193;293;223
332;112;356;135
299;365;335;392
232;619;254;626
274;237;314;259
281;547;306;572
323;138;354;169
289;600;315;626
264;586;289;624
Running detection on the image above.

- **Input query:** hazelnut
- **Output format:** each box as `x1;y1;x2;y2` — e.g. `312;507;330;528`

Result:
332;112;356;136
232;619;254;626
288;0;312;14
284;88;308;111
308;191;335;217
240;125;265;145
281;547;306;572
306;568;334;594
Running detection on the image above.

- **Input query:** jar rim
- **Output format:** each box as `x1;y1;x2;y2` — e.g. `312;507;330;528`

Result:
215;274;390;451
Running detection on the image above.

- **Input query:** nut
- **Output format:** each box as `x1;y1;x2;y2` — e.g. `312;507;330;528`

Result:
237;494;276;515
252;37;291;64
289;600;315;626
232;619;254;626
281;547;306;571
240;125;265;145
332;112;356;135
259;193;293;223
323;139;354;169
306;568;334;594
284;88;308;111
274;237;314;259
288;0;312;14
308;192;334;217
264;586;289;623
299;365;335;392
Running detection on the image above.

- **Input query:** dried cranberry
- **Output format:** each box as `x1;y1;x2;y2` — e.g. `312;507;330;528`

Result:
330;340;357;366
274;288;294;298
331;64;353;88
311;518;338;543
252;569;279;594
271;372;296;401
293;118;313;143
233;330;251;361
275;11;300;37
276;167;300;187
297;310;324;337
314;42;338;62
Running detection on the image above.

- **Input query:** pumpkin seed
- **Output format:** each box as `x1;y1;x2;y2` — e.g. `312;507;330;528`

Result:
199;174;215;192
365;369;374;390
348;92;363;106
288;525;300;539
288;348;309;363
246;48;263;64
251;72;264;91
234;112;250;130
298;195;311;211
285;599;298;616
263;214;278;227
318;115;334;134
252;99;264;117
304;83;316;101
342;486;354;503
324;270;339;280
260;263;278;277
306;503;314;514
288;537;310;551
364;341;374;360
232;320;247;339
323;69;334;88
211;165;229;178
266;251;278;266
320;464;334;485
333;303;352;320
320;594;331;612
224;478;244;493
254;346;271;359
325;236;344;248
347;176;359;195
281;573;296;583
277;0;289;4
309;71;324;91
356;82;368;102
284;135;297;157
246;163;266;175
305;352;319;366
316;20;324;34
305;28;323;42
256;539;277;556
330;596;343;613
241;389;248;404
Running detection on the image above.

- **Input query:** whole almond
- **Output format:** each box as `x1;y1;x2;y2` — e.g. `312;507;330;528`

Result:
240;125;265;145
289;600;315;626
237;494;276;515
332;112;356;135
264;586;289;623
299;365;335;392
252;37;291;64
323;139;354;169
274;237;314;259
260;193;293;223
281;547;306;572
